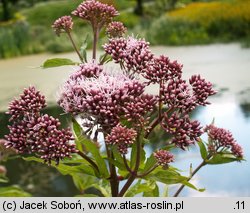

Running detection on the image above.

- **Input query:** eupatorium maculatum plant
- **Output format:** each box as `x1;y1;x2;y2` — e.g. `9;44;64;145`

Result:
4;0;243;197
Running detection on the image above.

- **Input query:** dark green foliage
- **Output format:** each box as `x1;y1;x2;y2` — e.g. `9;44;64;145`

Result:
116;12;140;28
0;21;32;58
147;16;210;45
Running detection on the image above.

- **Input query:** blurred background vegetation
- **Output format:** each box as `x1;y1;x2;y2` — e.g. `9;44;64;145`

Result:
0;0;250;59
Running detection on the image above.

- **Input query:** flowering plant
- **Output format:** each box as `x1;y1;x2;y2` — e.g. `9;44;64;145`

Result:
3;0;243;197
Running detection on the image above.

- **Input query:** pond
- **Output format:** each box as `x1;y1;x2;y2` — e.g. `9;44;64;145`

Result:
0;43;250;196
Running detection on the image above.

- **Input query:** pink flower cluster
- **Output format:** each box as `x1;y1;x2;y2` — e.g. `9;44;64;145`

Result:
7;86;46;121
70;61;103;80
103;36;153;73
5;87;77;164
162;113;202;149
123;94;157;125
52;16;73;36
162;75;216;112
204;124;243;158
102;35;217;149
153;150;174;166
106;21;127;38
72;0;118;30
189;75;217;106
105;124;137;154
58;65;155;130
143;55;182;84
162;79;195;112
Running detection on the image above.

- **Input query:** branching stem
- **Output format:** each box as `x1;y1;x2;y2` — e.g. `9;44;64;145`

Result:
77;150;99;173
137;164;158;178
173;160;207;197
118;133;142;196
123;154;133;174
67;32;83;62
92;27;99;60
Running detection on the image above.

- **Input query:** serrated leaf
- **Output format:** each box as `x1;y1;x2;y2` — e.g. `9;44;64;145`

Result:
197;139;208;160
24;157;98;192
42;58;78;68
62;154;89;164
206;153;243;164
72;118;82;137
145;167;204;192
105;157;127;171
125;180;156;197
23;156;96;176
145;167;187;185
111;147;130;177
112;146;125;166
143;154;157;173
0;186;31;197
84;139;109;178
72;118;85;152
72;173;97;192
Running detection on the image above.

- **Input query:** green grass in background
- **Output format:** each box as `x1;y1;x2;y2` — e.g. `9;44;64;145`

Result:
147;0;250;45
0;0;137;58
0;0;250;59
0;21;33;58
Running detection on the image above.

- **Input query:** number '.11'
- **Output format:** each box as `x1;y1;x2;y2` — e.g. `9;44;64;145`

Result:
236;201;245;210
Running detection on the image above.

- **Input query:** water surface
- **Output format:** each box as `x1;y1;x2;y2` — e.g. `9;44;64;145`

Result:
0;44;250;196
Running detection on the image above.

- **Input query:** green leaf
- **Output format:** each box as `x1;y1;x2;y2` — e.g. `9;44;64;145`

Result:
91;180;111;197
24;156;99;192
42;58;78;68
72;118;85;152
197;139;208;160
207;153;243;164
119;118;133;128
143;154;157;173
110;146;129;176
125;180;156;197
143;181;159;197
84;139;109;178
72;119;109;177
162;185;169;197
72;118;82;138
23;156;96;176
72;173;97;192
62;154;91;164
105;157;127;171
0;186;31;197
143;138;150;144
145;167;204;192
130;141;146;168
145;167;187;185
112;146;125;166
181;180;205;192
99;53;112;64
